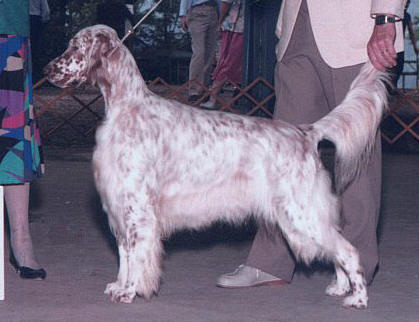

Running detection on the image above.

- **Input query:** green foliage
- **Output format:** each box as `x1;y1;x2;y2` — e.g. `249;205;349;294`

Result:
130;0;190;81
39;0;103;70
133;0;188;50
67;0;102;36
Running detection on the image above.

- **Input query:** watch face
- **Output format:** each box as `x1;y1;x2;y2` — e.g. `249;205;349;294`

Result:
376;16;385;25
376;15;395;25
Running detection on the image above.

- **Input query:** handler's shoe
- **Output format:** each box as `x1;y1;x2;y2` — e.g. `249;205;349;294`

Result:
200;99;217;110
216;264;287;288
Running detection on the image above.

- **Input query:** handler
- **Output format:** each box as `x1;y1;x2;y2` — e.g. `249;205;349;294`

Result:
217;0;405;288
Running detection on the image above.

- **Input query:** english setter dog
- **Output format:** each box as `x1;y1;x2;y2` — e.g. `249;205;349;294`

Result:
45;25;388;309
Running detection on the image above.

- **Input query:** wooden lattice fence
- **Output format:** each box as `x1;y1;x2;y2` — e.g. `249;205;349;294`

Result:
33;77;419;152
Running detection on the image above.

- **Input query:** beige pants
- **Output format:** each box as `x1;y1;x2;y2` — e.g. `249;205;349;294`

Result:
246;0;381;284
187;5;218;96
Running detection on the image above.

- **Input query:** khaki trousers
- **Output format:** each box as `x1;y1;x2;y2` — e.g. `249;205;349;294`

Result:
246;0;381;284
187;5;218;96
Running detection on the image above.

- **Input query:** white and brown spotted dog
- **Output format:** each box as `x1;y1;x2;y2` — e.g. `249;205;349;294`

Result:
45;25;389;309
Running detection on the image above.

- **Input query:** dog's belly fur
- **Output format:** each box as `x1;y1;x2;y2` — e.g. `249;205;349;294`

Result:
158;174;261;233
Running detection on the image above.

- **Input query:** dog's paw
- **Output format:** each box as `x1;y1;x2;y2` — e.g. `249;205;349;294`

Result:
104;282;136;304
104;281;119;295
342;294;368;309
325;280;350;297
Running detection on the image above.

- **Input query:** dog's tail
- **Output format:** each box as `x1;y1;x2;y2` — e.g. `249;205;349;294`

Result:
311;61;389;193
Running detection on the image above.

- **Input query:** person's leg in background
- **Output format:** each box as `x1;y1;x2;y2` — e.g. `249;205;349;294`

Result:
187;5;217;101
202;7;218;96
201;31;243;109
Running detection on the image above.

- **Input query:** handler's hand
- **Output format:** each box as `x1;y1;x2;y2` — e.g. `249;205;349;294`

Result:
181;16;188;32
367;23;397;71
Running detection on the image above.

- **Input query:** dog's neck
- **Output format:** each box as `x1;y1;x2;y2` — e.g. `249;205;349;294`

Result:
95;45;151;112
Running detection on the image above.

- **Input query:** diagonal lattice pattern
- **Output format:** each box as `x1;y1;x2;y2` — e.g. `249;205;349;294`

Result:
33;77;418;149
381;89;419;144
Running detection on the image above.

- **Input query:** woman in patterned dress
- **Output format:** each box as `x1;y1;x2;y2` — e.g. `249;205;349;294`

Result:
0;0;46;279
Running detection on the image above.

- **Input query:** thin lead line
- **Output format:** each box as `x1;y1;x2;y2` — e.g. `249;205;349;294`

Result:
120;0;165;43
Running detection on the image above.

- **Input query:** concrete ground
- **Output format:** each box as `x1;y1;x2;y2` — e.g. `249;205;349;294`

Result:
0;147;418;322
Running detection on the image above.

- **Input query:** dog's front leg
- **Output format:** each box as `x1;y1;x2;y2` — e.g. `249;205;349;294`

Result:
104;199;162;303
126;211;162;301
104;243;134;303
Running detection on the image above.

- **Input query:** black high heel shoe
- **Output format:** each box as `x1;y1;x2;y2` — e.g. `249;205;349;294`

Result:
10;253;46;280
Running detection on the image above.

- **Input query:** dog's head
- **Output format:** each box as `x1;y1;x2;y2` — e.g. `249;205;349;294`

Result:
44;25;121;88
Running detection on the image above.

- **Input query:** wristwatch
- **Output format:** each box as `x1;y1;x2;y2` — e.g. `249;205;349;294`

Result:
375;15;400;25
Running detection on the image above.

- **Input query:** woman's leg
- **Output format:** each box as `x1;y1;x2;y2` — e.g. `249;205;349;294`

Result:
5;183;41;269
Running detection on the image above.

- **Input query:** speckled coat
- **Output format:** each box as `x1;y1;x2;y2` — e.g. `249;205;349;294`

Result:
45;25;389;309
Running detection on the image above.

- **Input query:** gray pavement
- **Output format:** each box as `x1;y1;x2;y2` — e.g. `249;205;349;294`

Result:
0;147;418;322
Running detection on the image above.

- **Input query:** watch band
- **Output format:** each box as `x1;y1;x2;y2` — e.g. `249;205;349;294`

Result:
375;15;399;25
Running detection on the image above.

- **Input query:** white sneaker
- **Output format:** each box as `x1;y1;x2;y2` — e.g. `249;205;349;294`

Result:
216;264;287;288
200;99;217;110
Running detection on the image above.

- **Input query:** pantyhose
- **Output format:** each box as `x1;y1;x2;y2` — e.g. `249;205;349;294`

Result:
5;183;41;269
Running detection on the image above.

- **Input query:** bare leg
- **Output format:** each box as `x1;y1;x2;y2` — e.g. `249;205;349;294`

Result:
5;183;41;269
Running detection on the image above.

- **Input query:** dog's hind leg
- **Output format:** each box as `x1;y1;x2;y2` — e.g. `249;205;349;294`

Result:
325;265;351;297
330;234;368;309
292;224;367;308
314;226;368;309
279;185;367;308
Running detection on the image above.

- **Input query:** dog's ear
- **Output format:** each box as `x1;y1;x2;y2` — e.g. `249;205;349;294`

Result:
96;31;121;56
86;30;120;84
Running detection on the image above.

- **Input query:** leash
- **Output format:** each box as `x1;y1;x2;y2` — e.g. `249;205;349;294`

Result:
105;0;164;58
120;0;165;43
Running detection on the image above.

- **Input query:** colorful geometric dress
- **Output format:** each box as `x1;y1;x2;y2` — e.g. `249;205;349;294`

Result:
0;34;43;184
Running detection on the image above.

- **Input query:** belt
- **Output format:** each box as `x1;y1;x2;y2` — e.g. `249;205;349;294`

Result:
192;0;217;8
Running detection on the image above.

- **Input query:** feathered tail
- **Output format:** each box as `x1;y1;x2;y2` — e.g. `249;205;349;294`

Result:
311;61;390;193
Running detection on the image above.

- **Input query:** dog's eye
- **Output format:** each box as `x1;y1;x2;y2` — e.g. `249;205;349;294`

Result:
72;45;79;51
